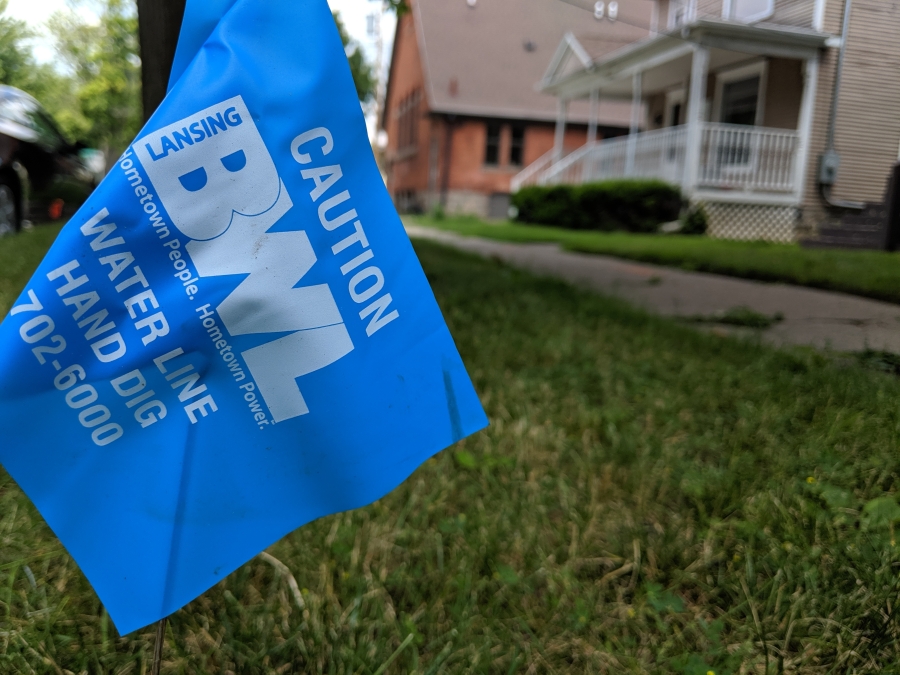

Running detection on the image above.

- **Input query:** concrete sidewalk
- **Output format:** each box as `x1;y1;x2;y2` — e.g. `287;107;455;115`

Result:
407;225;900;354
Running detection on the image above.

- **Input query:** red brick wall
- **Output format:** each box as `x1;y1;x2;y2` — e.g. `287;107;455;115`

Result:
445;120;589;194
384;13;431;199
523;124;590;166
384;6;597;210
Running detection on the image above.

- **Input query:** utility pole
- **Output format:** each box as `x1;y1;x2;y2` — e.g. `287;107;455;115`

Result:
136;0;187;122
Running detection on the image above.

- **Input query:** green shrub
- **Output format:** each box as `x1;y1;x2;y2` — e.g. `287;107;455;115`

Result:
680;203;709;235
512;185;578;228
578;180;683;233
511;179;683;233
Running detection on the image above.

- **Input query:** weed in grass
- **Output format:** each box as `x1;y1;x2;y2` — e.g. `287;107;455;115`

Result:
4;238;900;672
854;349;900;377
686;306;785;330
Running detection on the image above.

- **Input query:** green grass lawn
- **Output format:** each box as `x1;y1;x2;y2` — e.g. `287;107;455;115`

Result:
4;230;900;672
412;215;900;306
0;224;64;316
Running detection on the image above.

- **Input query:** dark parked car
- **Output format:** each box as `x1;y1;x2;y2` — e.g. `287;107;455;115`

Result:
0;85;99;235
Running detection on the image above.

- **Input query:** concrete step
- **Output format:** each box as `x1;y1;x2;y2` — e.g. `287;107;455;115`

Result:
801;204;889;250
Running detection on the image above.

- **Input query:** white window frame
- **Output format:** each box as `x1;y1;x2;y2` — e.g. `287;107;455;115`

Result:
710;61;768;179
724;0;775;23
713;60;768;126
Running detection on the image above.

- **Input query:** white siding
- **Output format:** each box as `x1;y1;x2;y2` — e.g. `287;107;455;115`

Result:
830;0;900;204
696;0;725;19
803;0;900;228
771;0;816;28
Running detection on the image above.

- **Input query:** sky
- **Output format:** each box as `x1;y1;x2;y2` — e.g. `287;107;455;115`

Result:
5;0;94;62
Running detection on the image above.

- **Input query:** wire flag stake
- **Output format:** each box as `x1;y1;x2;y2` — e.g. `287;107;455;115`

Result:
151;617;167;675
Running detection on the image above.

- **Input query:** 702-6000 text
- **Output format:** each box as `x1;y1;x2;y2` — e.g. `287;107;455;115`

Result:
12;289;124;447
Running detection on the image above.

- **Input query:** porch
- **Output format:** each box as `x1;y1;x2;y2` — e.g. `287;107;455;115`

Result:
515;123;800;201
515;18;833;240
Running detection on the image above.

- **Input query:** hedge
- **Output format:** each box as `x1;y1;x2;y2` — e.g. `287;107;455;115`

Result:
512;179;683;233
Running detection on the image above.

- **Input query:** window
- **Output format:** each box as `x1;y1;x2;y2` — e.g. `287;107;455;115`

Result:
396;89;421;154
713;63;766;170
509;125;525;166
720;76;760;126
714;62;766;126
730;0;773;23
485;122;501;165
717;80;759;166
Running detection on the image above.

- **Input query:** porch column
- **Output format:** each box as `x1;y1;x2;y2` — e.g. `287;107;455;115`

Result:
587;90;600;145
625;71;643;175
793;55;820;205
682;45;709;196
553;98;568;162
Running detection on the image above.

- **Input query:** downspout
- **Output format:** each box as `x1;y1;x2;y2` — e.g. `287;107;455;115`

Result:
440;114;456;208
819;0;865;210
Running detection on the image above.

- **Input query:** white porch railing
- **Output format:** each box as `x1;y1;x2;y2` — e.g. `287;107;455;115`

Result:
537;142;598;186
538;127;688;187
510;149;556;192
513;123;800;197
698;124;799;193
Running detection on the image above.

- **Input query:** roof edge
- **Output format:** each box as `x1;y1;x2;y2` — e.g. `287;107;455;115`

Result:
412;0;439;115
542;18;834;97
427;101;629;126
540;32;596;91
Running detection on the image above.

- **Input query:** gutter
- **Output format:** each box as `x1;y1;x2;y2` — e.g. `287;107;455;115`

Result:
819;0;865;210
542;20;830;99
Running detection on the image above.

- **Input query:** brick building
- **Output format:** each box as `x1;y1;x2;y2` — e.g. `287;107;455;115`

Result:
382;0;646;218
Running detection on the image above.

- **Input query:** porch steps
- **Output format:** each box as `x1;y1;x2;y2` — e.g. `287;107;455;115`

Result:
801;164;900;251
801;203;888;250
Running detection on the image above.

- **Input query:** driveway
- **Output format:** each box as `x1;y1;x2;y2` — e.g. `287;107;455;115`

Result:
407;225;900;354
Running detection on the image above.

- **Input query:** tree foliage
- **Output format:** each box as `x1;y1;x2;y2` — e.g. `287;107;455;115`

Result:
0;0;78;139
333;11;376;103
0;0;383;155
0;0;36;88
47;0;141;156
384;0;409;15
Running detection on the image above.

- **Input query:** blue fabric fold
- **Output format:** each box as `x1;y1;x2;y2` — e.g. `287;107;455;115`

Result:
0;0;487;634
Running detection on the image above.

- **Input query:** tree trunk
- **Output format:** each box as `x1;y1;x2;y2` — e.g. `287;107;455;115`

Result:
137;0;187;122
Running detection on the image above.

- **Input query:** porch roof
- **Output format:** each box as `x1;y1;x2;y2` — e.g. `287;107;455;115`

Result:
542;19;834;101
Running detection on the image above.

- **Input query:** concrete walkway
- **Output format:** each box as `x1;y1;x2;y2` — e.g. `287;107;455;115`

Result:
407;225;900;354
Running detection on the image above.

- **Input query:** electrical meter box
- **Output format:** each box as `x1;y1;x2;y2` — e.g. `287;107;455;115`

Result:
819;151;841;186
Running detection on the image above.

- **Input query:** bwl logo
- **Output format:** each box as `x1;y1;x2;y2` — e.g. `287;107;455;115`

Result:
135;96;354;423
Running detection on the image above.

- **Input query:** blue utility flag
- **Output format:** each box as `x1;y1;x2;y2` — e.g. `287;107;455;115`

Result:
170;0;237;91
0;0;487;634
